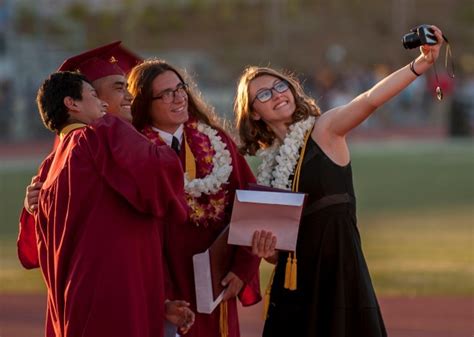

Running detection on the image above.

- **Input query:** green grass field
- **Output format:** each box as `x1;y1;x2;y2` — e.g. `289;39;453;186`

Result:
1;140;473;295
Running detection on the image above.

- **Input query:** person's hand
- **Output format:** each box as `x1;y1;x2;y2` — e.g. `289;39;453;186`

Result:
420;25;444;64
221;271;244;301
24;176;43;214
252;230;277;262
164;300;195;335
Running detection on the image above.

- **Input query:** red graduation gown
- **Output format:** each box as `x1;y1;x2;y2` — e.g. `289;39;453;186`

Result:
164;130;261;337
19;115;187;337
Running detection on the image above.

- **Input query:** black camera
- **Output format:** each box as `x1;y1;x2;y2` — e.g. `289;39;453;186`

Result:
402;25;438;49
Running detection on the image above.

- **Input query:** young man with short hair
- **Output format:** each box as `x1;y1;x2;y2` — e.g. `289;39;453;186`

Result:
22;70;192;337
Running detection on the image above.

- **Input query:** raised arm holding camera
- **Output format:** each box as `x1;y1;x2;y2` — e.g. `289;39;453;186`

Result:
236;25;445;337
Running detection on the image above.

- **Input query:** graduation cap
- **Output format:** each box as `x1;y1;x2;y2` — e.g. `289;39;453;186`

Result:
57;41;142;82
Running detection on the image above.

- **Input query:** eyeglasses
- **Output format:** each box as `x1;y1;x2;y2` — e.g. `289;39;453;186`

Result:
251;80;290;105
152;83;188;103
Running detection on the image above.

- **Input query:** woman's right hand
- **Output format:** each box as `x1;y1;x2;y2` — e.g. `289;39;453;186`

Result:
24;176;43;214
252;230;278;263
419;25;444;65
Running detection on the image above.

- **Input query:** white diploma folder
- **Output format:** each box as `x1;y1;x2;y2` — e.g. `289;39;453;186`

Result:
227;189;306;251
193;227;232;314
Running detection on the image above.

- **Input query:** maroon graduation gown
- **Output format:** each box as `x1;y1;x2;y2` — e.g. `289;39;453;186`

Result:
19;115;187;337
165;130;261;337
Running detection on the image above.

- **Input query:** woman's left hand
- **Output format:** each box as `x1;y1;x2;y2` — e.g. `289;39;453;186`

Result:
252;230;277;259
221;271;244;301
420;25;444;64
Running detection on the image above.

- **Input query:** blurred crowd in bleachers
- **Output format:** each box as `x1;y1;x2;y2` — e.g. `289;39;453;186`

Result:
1;0;473;142
1;60;473;142
303;61;472;137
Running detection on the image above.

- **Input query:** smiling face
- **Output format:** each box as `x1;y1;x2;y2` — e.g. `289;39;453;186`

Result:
73;81;108;123
149;70;189;133
92;74;133;122
248;75;296;131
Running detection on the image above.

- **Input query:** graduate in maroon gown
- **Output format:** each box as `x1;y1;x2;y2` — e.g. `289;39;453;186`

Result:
18;41;142;268
18;41;193;336
128;60;262;337
31;71;189;337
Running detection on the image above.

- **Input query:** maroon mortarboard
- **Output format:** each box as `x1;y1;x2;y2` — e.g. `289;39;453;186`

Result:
57;41;142;82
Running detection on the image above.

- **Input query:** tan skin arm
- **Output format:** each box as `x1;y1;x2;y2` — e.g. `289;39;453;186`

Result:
313;25;444;166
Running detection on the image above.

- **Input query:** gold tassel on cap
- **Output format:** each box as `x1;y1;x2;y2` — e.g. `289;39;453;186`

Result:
219;301;228;337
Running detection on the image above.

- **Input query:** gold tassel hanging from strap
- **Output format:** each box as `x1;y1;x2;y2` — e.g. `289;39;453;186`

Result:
263;126;313;320
289;252;297;290
283;252;298;290
284;253;292;289
219;301;228;337
284;128;311;292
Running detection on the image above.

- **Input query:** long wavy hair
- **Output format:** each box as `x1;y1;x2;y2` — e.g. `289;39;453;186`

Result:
234;66;321;156
128;59;220;131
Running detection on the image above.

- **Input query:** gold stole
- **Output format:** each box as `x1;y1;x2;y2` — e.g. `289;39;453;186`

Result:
59;123;87;139
184;133;197;180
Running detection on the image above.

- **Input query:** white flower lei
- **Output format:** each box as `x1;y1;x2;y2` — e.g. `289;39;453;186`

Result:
256;116;315;190
184;122;233;198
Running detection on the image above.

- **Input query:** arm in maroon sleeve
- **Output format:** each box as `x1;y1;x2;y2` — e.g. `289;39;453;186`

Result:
17;154;54;269
86;115;187;220
17;208;39;269
220;131;262;305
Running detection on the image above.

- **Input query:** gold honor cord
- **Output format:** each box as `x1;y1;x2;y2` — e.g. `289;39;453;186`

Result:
291;129;312;193
219;301;228;337
59;123;87;139
263;127;313;320
184;135;197;180
285;128;311;291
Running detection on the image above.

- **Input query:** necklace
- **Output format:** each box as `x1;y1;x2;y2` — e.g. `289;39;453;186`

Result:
142;119;233;227
183;120;232;197
256;116;315;190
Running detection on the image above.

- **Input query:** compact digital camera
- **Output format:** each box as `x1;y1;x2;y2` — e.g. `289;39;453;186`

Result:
402;25;438;49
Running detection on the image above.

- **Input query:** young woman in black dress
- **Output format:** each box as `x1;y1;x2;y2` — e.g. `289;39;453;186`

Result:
235;25;444;337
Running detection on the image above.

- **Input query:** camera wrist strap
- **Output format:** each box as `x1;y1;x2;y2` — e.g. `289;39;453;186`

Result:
433;35;454;101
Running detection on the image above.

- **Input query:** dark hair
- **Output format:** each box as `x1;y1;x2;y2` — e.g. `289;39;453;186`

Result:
36;71;89;133
234;66;321;155
128;59;221;131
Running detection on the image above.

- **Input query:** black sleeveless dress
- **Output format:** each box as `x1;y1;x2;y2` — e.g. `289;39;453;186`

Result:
262;138;387;337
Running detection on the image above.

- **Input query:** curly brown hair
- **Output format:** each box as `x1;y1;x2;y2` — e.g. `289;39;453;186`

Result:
37;71;89;133
234;66;321;156
128;59;221;131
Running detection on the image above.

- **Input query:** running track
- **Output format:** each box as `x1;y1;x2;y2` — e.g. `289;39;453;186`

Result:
1;294;472;337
